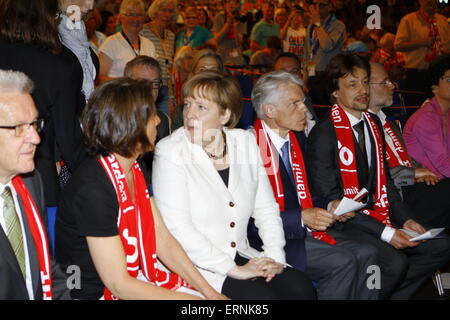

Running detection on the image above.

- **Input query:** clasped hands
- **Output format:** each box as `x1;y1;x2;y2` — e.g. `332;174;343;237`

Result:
227;257;284;282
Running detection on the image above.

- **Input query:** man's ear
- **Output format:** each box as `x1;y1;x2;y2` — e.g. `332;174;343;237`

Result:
263;103;276;119
332;90;339;101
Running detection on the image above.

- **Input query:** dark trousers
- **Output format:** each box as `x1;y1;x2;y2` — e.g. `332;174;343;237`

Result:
341;222;450;300
221;254;316;300
305;229;379;300
402;178;450;230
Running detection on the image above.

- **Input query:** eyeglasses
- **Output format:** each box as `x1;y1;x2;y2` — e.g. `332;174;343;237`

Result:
185;16;198;20
150;80;163;89
0;119;44;137
369;80;394;86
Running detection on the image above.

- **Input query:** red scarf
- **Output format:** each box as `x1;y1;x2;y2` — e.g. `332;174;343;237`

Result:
98;155;188;300
254;120;336;245
382;120;413;168
379;49;405;74
331;105;392;227
11;176;53;300
418;10;445;63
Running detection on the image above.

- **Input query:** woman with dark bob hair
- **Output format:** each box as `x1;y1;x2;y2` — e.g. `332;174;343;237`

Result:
152;71;315;299
55;78;227;300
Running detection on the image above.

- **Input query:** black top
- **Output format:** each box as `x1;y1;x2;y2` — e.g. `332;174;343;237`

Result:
217;167;230;187
0;39;88;206
55;157;152;300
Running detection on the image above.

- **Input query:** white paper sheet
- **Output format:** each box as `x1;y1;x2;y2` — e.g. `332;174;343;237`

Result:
401;228;446;241
333;188;368;216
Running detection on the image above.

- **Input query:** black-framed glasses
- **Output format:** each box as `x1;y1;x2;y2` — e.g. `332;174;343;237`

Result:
150;80;163;89
0;119;44;137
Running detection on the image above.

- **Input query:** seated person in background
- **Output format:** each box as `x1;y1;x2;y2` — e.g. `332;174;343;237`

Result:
248;70;379;299
0;70;70;300
98;0;157;83
172;46;196;106
152;71;316;300
124;55;171;141
175;7;216;49
369;62;450;231
124;56;171;173
191;49;226;74
273;52;317;135
376;33;405;83
85;8;107;57
250;36;282;73
55;78;226;300
369;62;439;188
403;54;450;179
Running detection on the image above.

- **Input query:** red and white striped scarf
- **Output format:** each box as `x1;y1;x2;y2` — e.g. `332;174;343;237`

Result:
382;120;413;168
254;119;336;245
11;176;53;300
418;10;445;63
98;155;189;300
331;105;392;227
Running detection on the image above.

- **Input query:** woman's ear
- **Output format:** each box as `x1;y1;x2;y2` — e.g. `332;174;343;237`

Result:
221;108;231;125
431;85;437;95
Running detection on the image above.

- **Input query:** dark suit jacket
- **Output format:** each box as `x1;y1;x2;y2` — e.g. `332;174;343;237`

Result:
248;131;324;271
382;118;416;188
306;115;411;237
0;40;87;206
0;171;70;300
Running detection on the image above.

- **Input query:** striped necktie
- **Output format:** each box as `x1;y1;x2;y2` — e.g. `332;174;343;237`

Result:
2;186;26;278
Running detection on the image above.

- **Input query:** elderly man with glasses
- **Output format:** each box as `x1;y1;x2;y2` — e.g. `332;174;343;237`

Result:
0;70;70;300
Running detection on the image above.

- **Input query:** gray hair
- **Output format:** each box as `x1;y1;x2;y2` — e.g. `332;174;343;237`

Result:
124;55;162;77
147;0;177;21
120;0;145;14
0;70;34;95
251;70;304;119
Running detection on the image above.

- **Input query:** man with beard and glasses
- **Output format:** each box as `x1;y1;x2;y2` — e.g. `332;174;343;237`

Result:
307;53;450;300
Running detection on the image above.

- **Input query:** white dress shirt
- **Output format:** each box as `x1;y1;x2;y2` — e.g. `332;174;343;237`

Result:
262;121;306;229
0;182;34;299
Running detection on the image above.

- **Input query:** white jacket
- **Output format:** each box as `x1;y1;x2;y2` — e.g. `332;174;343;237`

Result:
152;127;286;291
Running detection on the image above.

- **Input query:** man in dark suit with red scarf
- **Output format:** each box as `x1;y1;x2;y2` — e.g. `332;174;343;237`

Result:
0;70;69;299
248;70;379;299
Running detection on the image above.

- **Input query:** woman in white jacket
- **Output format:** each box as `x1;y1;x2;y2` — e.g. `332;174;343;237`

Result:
152;71;315;299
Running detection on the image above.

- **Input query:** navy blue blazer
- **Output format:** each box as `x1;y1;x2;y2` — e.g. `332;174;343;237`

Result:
248;131;325;271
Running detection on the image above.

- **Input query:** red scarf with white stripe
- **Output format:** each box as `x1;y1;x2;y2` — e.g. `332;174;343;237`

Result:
11;176;52;300
418;10;445;63
98;155;188;300
254;119;336;245
382;120;413;168
331;105;392;227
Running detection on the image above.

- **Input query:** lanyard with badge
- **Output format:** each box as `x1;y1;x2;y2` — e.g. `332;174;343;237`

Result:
121;31;140;56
